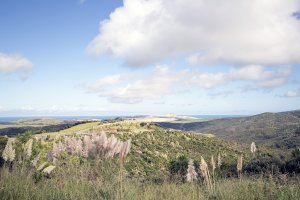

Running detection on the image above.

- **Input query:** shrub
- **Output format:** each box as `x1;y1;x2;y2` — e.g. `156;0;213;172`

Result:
284;156;300;173
244;156;284;175
169;155;199;182
169;155;189;182
292;147;300;157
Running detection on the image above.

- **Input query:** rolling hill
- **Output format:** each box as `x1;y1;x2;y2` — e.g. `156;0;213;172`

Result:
159;110;300;149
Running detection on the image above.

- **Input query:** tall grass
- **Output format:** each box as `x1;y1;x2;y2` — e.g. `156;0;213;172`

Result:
1;162;300;200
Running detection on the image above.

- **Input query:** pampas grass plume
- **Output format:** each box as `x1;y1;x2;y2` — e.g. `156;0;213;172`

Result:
186;159;197;182
251;142;257;154
24;139;33;159
2;139;15;162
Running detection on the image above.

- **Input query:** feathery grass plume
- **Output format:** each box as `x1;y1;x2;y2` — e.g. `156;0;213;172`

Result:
106;135;118;157
217;153;222;168
112;140;124;156
64;136;83;156
37;162;47;171
211;155;216;172
251;142;257;154
2;139;16;162
120;139;132;160
74;139;83;156
23;139;33;159
94;132;108;153
31;154;40;168
186;159;198;182
42;165;56;175
237;155;243;178
200;156;212;191
83;135;94;158
107;139;123;158
47;151;53;162
118;139;132;199
52;141;65;158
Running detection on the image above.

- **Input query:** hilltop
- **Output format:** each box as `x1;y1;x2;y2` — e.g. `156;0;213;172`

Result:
159;110;300;149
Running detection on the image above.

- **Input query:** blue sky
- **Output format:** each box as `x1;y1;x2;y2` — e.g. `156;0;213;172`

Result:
0;0;300;116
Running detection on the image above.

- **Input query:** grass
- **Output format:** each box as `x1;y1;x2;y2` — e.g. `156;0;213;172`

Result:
0;118;65;129
172;118;213;124
1;121;299;200
36;122;100;138
1;163;300;200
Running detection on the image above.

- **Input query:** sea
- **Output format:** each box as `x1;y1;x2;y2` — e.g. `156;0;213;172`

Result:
0;115;247;123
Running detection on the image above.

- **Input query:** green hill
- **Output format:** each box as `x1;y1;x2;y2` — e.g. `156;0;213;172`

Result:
159;110;300;149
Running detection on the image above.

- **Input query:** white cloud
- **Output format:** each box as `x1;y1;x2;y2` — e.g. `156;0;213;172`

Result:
87;65;291;103
189;65;291;89
284;88;300;97
87;74;129;93
189;73;226;89
0;53;33;73
87;0;300;66
87;65;187;103
229;65;273;81
20;105;35;111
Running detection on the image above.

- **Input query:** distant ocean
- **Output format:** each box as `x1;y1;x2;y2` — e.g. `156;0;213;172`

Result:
0;115;247;123
0;116;120;123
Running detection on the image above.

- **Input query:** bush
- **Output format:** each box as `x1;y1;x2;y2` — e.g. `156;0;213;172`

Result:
169;155;188;182
292;147;300;157
284;156;300;173
168;155;199;182
244;156;284;175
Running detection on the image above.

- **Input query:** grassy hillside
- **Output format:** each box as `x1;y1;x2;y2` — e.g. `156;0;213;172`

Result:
159;110;300;149
1;119;300;199
45;121;250;180
0;120;99;137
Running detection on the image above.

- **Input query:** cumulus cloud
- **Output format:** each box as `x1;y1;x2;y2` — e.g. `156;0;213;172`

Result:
190;65;291;89
284;88;300;97
87;0;300;66
87;74;131;93
86;65;187;103
0;53;33;73
189;73;226;89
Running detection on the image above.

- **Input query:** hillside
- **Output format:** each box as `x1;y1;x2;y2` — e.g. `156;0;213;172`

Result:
1;118;299;199
47;121;250;180
0;118;99;136
159;110;300;149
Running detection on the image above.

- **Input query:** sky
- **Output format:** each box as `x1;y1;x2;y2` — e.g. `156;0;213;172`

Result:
0;0;300;117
